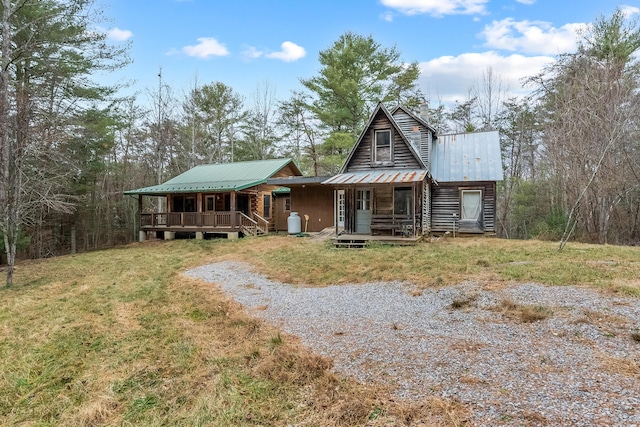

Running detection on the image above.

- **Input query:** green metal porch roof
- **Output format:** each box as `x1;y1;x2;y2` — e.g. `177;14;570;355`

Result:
124;159;301;195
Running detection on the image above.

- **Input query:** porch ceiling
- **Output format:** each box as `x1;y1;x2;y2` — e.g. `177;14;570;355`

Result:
322;169;429;186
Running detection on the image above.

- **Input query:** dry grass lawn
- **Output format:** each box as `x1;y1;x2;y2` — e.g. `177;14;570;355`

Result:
0;235;638;426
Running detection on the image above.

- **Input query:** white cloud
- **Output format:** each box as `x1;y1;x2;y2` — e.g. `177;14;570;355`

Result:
621;5;640;18
481;18;585;55
265;41;306;62
107;27;133;41
181;37;229;58
381;11;394;22
241;45;264;60
418;51;554;103
515;0;536;4
381;0;488;17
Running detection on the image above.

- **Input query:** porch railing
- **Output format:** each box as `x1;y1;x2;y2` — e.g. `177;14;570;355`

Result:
252;211;270;235
141;211;234;228
140;211;265;233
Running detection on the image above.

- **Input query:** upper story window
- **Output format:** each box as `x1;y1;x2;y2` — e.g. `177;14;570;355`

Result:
374;130;391;163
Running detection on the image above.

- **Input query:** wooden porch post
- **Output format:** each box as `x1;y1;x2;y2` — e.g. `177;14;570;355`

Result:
412;183;417;237
197;193;203;226
137;195;144;241
230;192;237;228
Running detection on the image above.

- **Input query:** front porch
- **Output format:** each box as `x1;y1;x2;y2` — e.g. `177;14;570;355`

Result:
139;210;269;238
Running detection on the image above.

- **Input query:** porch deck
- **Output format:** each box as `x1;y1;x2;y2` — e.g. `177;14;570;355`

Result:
140;211;268;236
333;233;423;248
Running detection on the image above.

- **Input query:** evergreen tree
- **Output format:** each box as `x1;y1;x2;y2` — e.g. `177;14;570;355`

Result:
0;0;129;285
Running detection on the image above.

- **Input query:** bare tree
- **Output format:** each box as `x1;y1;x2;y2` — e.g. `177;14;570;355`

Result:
495;97;540;238
531;8;640;248
278;91;323;175
472;66;510;131
237;80;280;161
143;69;177;211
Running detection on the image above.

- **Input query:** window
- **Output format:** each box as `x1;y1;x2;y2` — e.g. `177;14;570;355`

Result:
461;190;482;220
394;187;412;216
263;194;271;218
356;190;371;210
284;197;291;212
374;130;391;162
172;195;196;212
206;195;215;211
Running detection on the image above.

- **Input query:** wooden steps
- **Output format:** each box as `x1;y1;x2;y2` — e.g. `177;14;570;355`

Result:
332;238;367;248
332;234;422;248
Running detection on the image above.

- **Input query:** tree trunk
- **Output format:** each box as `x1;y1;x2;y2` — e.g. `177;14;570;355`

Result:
1;0;14;285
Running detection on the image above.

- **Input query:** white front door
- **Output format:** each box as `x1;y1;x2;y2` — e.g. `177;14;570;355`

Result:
337;190;345;227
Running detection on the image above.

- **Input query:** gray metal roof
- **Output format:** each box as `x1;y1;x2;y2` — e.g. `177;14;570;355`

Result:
431;131;504;182
322;169;429;185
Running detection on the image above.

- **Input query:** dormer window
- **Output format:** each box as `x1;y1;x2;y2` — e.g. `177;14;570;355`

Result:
374;130;391;162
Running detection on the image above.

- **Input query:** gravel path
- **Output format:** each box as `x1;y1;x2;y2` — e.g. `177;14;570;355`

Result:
186;261;640;426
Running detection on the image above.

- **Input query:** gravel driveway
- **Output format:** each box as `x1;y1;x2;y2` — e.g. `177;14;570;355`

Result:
186;261;640;426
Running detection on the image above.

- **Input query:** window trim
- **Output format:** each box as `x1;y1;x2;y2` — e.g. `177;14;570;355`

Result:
393;187;413;216
263;194;271;218
459;188;483;221
373;129;392;163
356;189;371;211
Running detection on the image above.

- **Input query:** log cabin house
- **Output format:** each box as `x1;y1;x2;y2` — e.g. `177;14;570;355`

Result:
125;158;302;240
322;102;503;246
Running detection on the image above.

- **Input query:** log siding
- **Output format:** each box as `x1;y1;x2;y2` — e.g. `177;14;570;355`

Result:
431;181;497;233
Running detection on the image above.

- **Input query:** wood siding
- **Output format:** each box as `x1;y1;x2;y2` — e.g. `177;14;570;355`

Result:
374;187;393;215
391;109;432;166
290;184;335;232
273;163;302;178
430;181;497;233
346;111;422;172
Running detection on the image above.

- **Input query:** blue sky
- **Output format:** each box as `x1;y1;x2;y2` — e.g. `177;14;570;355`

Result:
102;0;638;106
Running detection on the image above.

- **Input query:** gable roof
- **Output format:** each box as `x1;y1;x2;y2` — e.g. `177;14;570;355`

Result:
391;105;438;136
339;102;427;173
124;158;302;195
430;131;504;182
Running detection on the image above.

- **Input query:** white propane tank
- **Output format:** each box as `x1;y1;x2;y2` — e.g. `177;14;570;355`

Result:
287;212;301;234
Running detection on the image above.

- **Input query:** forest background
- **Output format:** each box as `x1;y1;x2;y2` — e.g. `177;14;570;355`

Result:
1;0;639;286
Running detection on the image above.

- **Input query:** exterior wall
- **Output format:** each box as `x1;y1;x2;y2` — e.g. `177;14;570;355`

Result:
392;109;432;166
430;181;497;233
289;184;334;232
273;164;301;178
346;111;422;172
